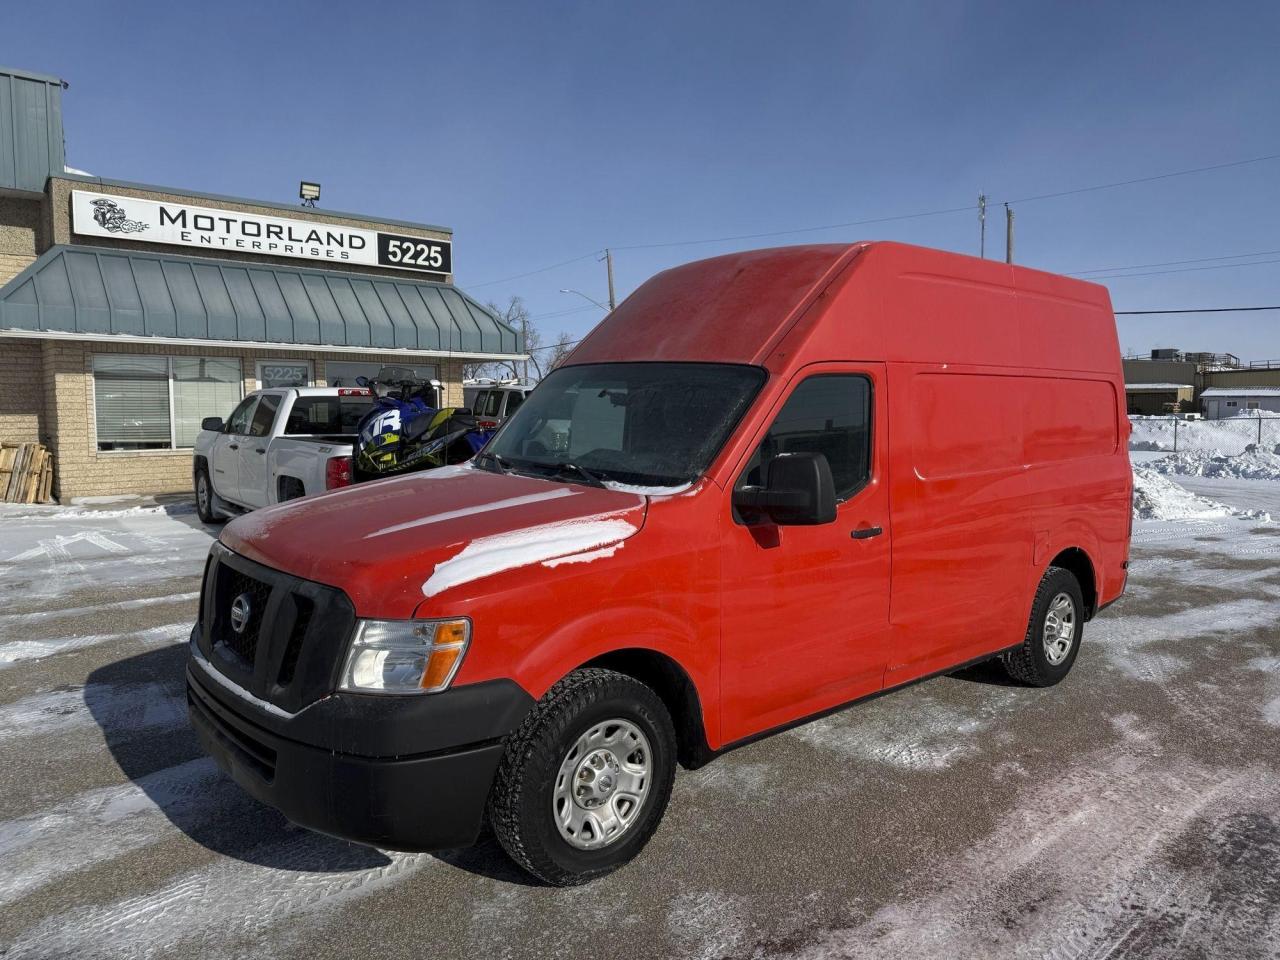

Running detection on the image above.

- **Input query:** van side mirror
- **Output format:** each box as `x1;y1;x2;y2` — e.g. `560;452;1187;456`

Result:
201;416;225;432
733;451;837;525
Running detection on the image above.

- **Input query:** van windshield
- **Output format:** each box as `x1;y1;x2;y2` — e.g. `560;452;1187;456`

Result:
481;362;766;488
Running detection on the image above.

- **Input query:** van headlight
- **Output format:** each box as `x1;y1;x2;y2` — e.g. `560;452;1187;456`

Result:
339;618;470;694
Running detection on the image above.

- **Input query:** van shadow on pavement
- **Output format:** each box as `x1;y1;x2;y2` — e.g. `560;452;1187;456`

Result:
87;644;392;874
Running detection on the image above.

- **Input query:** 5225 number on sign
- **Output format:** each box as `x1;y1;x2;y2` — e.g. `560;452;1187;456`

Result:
376;232;453;274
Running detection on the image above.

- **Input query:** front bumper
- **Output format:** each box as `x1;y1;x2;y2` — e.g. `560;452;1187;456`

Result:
187;643;534;852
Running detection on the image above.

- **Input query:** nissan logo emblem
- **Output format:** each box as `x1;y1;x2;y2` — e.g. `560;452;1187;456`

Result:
229;593;252;634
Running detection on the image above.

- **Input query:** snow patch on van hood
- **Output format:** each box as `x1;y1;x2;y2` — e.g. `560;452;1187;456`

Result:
222;468;648;617
421;511;642;597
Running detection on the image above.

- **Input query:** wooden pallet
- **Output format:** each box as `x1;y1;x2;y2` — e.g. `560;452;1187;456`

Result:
0;442;55;504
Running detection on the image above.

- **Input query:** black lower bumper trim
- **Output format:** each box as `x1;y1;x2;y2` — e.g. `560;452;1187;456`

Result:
188;669;504;852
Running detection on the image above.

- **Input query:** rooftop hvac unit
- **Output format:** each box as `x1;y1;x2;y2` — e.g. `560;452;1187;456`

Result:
1150;348;1181;360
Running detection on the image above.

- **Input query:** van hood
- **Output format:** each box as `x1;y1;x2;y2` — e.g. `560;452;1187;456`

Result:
220;465;648;617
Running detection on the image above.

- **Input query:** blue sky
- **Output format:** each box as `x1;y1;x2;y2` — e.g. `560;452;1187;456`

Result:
6;1;1280;360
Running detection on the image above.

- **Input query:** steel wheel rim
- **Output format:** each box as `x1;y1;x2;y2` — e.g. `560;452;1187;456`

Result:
552;718;652;851
1042;591;1076;665
197;474;210;514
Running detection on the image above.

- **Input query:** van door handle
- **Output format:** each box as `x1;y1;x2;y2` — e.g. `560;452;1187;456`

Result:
851;525;883;540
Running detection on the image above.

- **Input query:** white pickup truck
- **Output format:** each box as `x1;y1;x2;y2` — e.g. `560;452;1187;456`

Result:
192;387;375;522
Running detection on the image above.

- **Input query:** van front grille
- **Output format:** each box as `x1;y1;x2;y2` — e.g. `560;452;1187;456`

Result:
216;569;272;664
196;543;355;713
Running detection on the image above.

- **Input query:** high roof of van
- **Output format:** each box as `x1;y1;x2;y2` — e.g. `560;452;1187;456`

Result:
568;241;1116;373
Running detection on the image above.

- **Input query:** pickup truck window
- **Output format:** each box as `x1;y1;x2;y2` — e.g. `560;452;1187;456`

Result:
225;396;258;435
738;374;871;500
284;395;375;435
249;394;282;437
486;362;766;487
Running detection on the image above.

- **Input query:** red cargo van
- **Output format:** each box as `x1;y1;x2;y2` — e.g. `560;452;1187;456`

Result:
187;242;1131;885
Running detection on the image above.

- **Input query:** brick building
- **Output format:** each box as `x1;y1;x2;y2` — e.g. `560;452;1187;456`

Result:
0;65;525;500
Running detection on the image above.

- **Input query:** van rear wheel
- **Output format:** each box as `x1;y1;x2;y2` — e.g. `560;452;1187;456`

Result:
487;668;677;886
1002;565;1084;687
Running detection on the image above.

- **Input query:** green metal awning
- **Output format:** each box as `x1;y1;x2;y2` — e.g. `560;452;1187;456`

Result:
0;245;524;358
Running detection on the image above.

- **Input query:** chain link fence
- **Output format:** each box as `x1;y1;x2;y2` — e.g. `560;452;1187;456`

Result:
1129;415;1280;456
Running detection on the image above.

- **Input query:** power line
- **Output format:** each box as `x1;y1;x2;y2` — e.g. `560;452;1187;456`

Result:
1116;305;1280;315
1086;256;1280;281
609;203;974;252
1000;152;1280;205
466;251;601;290
1069;249;1280;277
462;150;1280;287
526;336;586;353
526;305;598;322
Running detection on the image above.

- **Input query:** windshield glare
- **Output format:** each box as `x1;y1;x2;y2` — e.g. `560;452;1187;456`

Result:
485;362;766;487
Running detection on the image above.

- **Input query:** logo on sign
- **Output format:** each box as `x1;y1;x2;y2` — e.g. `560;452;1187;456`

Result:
89;198;149;234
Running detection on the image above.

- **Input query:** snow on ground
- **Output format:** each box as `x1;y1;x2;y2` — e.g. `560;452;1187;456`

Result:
0;502;212;606
1;468;1278;959
1132;464;1271;522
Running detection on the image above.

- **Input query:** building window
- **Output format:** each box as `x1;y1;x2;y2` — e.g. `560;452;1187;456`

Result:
1226;401;1238;407
324;360;437;387
257;360;312;389
93;355;242;451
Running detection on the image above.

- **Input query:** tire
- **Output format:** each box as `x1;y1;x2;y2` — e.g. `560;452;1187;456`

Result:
194;464;221;524
1002;565;1084;687
488;668;677;886
278;477;306;502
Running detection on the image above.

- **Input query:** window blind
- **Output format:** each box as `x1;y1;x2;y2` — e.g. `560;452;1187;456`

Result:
173;358;242;447
92;356;170;449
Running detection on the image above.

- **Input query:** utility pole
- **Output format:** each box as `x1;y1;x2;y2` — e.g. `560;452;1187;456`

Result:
604;249;617;311
978;193;987;258
1004;203;1015;264
520;312;529;382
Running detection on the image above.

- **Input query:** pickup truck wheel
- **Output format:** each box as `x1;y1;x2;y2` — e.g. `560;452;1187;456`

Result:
194;466;221;524
488;668;677;886
1002;565;1084;687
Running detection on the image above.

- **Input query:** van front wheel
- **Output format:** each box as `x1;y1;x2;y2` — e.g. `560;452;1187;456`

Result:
487;668;677;886
1003;566;1084;687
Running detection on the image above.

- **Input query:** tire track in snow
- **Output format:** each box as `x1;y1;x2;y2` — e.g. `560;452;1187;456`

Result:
0;622;190;669
0;758;251;907
0;681;186;747
757;749;1280;960
6;835;432;959
0;591;200;629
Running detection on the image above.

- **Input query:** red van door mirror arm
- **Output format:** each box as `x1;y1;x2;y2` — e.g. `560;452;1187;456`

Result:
732;451;838;526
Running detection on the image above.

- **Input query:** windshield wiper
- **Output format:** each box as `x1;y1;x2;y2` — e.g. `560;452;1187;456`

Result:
548;461;607;488
475;451;513;474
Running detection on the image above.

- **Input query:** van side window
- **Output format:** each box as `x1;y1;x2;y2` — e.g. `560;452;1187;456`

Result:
481;391;504;417
504;390;525;416
739;375;871;500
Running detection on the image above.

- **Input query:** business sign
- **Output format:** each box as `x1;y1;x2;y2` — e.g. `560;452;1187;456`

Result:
71;191;452;275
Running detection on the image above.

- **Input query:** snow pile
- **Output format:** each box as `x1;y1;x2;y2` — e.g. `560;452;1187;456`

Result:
1128;418;1176;451
1128;415;1280;454
1142;448;1280;481
1131;466;1270;522
1231;407;1280;417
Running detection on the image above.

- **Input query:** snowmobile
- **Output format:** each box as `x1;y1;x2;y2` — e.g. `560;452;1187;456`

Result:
351;367;495;482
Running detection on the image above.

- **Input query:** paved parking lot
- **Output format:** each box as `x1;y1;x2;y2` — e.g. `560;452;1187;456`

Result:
1;481;1279;959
